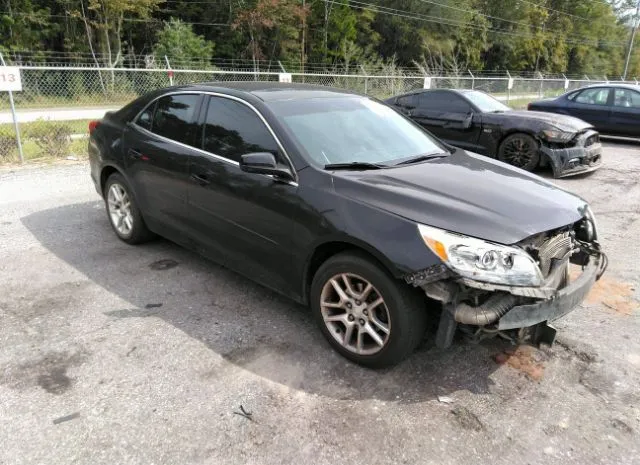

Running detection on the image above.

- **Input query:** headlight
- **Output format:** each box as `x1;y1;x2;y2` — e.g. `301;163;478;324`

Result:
541;129;575;143
417;224;543;286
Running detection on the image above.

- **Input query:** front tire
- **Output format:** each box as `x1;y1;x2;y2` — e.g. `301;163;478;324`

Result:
498;133;540;171
310;251;428;368
104;173;154;244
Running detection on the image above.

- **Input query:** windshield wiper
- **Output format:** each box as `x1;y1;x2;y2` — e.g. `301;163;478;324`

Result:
324;162;386;170
394;153;449;166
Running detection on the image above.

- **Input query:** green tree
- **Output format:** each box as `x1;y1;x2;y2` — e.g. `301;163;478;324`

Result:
153;18;215;68
73;0;164;68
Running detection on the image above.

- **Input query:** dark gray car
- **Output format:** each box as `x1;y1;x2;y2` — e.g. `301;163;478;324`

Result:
89;82;607;368
386;89;603;178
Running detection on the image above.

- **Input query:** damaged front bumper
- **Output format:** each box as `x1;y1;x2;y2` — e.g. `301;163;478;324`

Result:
406;244;607;348
495;254;605;330
540;130;603;178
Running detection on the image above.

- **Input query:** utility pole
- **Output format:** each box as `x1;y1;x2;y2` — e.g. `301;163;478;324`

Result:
623;0;640;80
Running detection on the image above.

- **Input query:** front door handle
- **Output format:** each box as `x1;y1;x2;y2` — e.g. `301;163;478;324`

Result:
190;173;211;185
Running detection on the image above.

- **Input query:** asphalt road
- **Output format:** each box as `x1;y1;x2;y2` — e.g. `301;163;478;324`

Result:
1;143;639;465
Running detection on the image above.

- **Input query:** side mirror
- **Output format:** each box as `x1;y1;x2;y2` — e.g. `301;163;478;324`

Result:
462;112;474;129
240;152;294;182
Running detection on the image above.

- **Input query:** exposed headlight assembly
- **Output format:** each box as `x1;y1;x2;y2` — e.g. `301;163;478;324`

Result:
585;205;598;240
541;129;575;143
417;224;543;287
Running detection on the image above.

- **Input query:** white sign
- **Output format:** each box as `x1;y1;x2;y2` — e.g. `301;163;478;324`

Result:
279;73;292;83
507;78;514;90
423;77;431;89
0;67;22;92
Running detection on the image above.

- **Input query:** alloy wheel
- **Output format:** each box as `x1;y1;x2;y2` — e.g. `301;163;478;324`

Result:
320;273;391;355
502;136;535;168
107;183;134;236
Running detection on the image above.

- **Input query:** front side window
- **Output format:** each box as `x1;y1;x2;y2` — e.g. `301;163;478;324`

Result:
575;88;610;106
151;94;200;145
136;101;155;131
613;88;640;108
268;96;446;166
419;91;472;113
202;96;279;163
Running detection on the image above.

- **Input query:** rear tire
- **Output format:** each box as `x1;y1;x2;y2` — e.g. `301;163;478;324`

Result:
104;173;154;245
498;133;540;171
310;251;428;368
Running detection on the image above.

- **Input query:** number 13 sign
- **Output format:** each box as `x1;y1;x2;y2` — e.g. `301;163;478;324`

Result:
0;67;23;92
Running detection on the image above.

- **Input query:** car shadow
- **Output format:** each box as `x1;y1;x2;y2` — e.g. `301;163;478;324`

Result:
21;201;506;403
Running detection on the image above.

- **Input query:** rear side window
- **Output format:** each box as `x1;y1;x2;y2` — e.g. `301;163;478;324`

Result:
574;88;610;106
150;94;200;145
613;88;640;108
419;91;471;113
202;96;279;163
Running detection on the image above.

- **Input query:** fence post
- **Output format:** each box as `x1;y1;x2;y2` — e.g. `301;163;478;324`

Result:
0;53;24;164
539;74;543;99
164;56;174;86
360;65;368;95
468;69;474;89
506;70;511;103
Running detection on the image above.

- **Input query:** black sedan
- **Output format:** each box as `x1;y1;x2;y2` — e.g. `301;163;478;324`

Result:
385;89;602;177
528;83;640;138
89;83;606;367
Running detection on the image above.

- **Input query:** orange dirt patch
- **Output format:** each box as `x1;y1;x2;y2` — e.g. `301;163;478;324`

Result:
494;345;545;381
569;266;638;316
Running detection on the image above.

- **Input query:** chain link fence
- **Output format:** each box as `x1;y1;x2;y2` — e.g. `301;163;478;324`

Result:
0;66;633;163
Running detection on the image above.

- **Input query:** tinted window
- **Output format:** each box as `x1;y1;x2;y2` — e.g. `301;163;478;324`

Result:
152;94;200;145
397;94;417;107
419;91;471;113
136;101;155;131
613;88;640;108
575;88;610;106
202;96;278;163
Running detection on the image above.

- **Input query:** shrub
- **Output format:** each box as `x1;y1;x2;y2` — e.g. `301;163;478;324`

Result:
28;122;73;158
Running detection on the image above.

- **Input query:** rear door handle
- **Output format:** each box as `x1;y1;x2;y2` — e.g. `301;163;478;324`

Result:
190;173;211;185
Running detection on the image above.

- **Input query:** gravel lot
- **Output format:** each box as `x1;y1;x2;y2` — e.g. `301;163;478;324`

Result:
1;143;639;465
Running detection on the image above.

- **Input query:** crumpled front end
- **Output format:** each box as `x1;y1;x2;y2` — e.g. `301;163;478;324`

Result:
405;216;607;347
540;129;603;178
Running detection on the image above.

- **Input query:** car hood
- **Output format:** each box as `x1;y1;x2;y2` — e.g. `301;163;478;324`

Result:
331;150;587;245
493;110;592;132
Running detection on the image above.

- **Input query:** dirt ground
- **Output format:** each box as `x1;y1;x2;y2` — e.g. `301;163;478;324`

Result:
0;141;639;465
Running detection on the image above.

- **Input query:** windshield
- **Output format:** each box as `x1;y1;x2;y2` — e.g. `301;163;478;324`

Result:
463;90;511;113
268;97;446;166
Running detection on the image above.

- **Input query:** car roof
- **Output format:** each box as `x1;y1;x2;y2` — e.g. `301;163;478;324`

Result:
390;88;484;99
160;81;363;102
569;82;640;91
